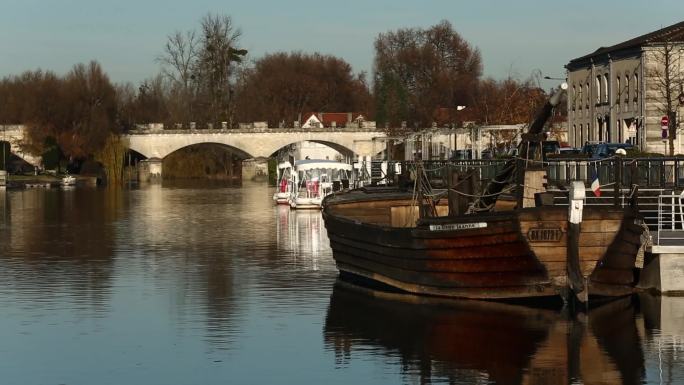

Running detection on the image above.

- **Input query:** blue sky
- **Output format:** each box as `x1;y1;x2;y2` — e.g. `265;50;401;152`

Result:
1;0;683;86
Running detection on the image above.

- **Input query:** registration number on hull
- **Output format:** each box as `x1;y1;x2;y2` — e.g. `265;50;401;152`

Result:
527;228;563;242
429;222;487;231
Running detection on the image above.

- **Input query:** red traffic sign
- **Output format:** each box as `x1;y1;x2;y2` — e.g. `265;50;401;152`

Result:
661;115;669;127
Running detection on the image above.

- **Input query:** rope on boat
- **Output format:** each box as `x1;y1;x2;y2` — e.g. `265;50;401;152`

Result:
449;185;516;198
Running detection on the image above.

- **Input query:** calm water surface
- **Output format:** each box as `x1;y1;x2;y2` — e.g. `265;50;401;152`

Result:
0;183;682;385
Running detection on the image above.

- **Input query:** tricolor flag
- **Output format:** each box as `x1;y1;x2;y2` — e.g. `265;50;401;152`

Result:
591;169;601;197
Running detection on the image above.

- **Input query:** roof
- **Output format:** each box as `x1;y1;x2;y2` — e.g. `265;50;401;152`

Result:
301;112;364;127
567;20;684;70
294;159;353;171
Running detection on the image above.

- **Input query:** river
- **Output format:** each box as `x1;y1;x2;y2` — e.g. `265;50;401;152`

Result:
0;182;682;385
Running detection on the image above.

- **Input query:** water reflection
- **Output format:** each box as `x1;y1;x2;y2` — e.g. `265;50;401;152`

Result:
639;295;684;385
276;205;327;270
125;183;254;350
324;281;645;385
0;188;121;314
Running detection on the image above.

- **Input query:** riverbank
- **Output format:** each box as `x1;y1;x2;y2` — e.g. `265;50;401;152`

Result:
3;174;97;189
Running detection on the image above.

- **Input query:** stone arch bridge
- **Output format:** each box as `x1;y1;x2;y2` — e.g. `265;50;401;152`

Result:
125;127;388;178
2;126;389;176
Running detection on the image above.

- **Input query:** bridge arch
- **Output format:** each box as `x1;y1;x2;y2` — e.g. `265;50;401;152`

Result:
161;142;253;160
267;140;355;160
125;128;385;161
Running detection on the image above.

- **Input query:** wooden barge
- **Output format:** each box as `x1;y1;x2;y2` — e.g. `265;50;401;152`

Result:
322;188;643;301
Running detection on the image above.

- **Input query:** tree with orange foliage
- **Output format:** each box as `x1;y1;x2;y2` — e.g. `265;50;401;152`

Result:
234;52;371;127
373;20;482;130
0;62;119;168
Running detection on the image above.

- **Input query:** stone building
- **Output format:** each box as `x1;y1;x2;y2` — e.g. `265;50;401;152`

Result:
566;21;684;153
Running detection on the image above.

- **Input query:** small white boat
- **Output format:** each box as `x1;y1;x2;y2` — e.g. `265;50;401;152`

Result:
61;175;76;186
289;159;353;209
272;161;295;205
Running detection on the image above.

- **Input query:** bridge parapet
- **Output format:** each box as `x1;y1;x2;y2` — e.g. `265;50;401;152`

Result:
127;126;387;135
124;128;388;162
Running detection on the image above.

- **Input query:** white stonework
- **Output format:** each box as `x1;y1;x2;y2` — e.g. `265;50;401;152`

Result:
639;249;684;293
0;125;41;166
124;128;385;160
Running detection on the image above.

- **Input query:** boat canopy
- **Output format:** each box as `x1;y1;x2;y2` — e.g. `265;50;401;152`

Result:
278;161;293;170
294;159;353;172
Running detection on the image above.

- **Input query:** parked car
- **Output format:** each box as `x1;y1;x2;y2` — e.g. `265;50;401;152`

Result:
558;147;581;155
581;142;634;159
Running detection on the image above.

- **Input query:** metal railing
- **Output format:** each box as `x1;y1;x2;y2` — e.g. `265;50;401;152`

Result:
369;159;674;231
384;157;684;189
657;192;684;245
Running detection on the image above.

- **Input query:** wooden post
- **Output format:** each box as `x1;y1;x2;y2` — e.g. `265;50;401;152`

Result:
568;181;587;304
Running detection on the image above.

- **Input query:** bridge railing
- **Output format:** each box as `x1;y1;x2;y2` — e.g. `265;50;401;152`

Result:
126;126;386;135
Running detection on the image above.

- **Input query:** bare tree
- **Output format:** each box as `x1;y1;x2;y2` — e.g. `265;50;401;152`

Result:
157;30;198;125
158;30;199;89
196;13;247;126
644;38;684;155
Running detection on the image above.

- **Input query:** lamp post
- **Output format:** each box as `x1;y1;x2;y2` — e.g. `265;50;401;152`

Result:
452;106;466;159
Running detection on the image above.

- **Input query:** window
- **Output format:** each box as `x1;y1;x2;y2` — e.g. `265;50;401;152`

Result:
633;73;639;107
603;74;609;103
625;75;630;110
578;85;583;110
596;76;601;104
625;75;630;102
572;85;576;110
616;76;621;111
585;83;590;109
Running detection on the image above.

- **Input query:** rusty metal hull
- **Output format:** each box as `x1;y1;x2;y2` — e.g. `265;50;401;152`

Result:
322;190;643;300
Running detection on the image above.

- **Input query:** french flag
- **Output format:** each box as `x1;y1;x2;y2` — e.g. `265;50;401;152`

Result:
591;169;601;197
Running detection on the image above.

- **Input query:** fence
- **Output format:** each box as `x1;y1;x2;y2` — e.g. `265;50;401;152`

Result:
366;158;682;232
657;193;684;245
383;157;684;189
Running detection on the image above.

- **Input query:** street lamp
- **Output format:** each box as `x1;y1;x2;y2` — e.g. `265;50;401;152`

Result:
451;106;467;159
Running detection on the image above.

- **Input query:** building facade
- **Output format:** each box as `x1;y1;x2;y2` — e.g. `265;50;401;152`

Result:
566;21;684;153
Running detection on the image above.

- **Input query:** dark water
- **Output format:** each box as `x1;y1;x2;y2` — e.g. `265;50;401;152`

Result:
0;183;682;385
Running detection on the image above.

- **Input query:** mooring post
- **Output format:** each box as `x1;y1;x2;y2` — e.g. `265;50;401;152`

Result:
568;181;587;304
